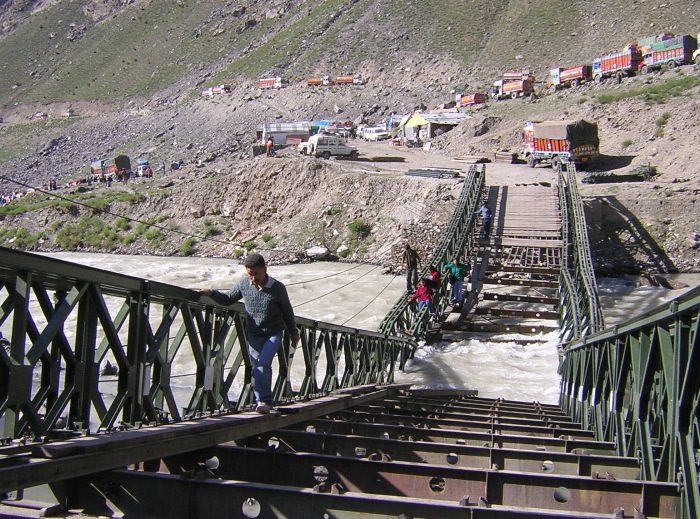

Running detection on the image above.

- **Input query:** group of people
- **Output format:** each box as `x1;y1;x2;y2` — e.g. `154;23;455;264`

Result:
195;207;491;416
401;243;472;323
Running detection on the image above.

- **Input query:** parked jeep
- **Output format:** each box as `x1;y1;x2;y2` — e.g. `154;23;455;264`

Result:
299;134;359;159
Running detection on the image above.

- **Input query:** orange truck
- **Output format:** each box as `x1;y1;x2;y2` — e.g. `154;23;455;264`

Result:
492;71;535;100
456;93;487;107
549;65;593;89
336;75;365;85
307;75;335;86
522;120;599;172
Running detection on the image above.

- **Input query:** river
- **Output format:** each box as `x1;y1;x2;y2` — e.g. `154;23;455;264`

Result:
17;253;700;405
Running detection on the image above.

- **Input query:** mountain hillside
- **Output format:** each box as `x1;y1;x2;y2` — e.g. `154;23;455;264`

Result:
0;0;699;272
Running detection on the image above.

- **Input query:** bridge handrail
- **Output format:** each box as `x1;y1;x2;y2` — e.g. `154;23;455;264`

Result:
557;163;604;343
378;164;484;338
0;247;415;439
558;284;700;518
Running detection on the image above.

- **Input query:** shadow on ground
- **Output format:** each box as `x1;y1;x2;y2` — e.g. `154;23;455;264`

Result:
588;195;677;275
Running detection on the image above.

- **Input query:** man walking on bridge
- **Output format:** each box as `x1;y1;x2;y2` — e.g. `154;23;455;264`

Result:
199;254;300;414
443;258;470;307
401;243;421;292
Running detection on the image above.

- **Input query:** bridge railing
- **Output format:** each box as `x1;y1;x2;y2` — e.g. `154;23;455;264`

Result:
559;284;700;518
379;164;484;338
0;247;415;439
557;163;604;342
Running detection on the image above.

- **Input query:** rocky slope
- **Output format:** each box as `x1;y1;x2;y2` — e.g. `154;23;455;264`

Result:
0;0;699;273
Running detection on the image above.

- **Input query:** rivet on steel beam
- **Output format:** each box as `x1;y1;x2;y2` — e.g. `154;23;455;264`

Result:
241;498;261;518
459;495;470;506
446;453;459;465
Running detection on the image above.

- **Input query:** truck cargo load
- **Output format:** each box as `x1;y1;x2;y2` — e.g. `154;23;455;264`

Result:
592;47;643;83
90;155;132;180
640;34;697;72
522;120;599;172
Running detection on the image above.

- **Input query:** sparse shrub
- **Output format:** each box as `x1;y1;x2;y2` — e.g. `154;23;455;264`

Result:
621;139;634;149
261;233;273;243
180;237;196;256
243;240;256;251
115;217;131;231
338;247;351;258
347;219;371;237
577;97;588;104
232;249;244;258
330;207;341;215
123;234;137;245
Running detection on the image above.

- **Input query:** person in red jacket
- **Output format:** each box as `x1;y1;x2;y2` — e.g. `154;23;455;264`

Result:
408;279;438;321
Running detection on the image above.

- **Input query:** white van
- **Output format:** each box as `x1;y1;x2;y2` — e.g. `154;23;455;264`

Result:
298;134;359;159
362;127;390;141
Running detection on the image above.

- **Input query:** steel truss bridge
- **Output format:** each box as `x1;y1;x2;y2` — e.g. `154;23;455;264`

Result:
0;164;698;518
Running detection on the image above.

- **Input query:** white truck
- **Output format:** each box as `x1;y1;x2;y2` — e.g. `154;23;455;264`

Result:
299;134;359;159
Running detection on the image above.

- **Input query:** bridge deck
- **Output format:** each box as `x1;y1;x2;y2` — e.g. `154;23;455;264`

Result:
435;184;562;342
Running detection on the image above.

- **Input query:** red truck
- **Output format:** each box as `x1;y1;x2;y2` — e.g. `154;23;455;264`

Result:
456;93;487;107
492;78;535;100
639;34;697;73
592;46;643;83
522;120;599;172
259;77;286;89
549;66;592;89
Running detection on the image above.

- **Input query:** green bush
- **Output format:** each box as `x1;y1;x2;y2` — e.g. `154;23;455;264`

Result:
115;217;131;231
232;249;244;259
180;237;196;256
261;233;273;243
347;219;371;237
621;139;634;149
243;240;257;251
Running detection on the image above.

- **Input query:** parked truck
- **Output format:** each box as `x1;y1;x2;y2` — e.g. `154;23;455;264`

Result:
259;77;286;89
456;93;487;107
549;65;593;89
336;75;365;85
492;71;535;100
522;120;599;172
90;155;132;180
592;46;643;83
639;34;697;73
307;75;335;86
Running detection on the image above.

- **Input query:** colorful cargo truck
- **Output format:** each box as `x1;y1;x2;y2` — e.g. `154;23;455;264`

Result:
456;93;487;107
550;65;593;89
259;77;286;89
492;77;534;100
522;120;599;172
592;46;643;83
639;34;697;73
90;155;132;180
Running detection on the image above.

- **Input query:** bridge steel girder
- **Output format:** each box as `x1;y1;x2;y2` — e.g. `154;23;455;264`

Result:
379;164;484;339
560;284;700;519
0;247;415;441
59;449;678;519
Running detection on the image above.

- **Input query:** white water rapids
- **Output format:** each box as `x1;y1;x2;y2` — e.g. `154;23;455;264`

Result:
7;252;700;407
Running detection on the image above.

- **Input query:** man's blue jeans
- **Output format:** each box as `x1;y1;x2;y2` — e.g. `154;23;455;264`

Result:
247;332;284;405
451;279;464;302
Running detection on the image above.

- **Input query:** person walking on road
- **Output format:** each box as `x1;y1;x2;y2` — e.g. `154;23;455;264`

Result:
443;258;470;307
199;254;299;414
401;243;421;293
